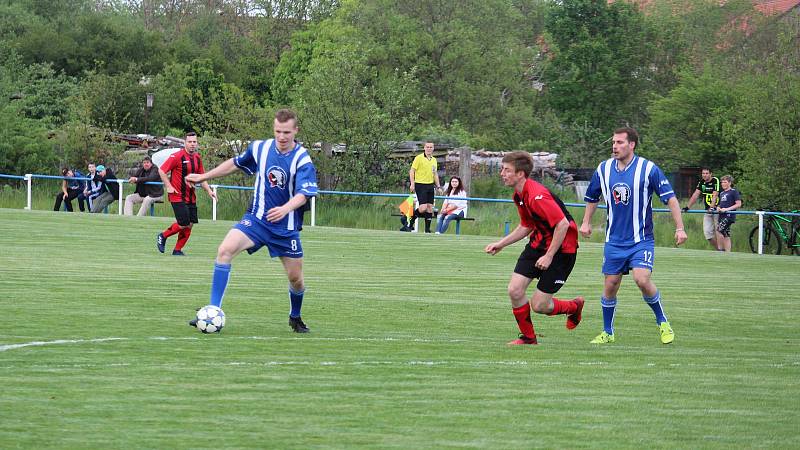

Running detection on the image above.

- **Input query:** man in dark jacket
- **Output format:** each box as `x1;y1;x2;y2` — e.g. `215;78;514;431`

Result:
53;167;87;212
124;156;164;216
90;165;120;213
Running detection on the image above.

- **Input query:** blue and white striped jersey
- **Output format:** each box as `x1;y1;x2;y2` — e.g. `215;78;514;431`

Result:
584;155;675;244
234;139;318;235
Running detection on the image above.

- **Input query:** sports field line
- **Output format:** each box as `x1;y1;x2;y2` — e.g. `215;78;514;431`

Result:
0;335;482;352
8;359;794;371
0;337;126;352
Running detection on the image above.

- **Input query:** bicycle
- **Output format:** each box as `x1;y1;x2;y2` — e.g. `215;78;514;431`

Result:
748;210;800;255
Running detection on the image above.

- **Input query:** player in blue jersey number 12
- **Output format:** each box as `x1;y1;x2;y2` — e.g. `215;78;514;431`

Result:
185;109;319;333
580;127;687;345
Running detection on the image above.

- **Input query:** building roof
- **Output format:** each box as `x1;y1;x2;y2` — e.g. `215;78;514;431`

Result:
754;0;800;16
613;0;800;16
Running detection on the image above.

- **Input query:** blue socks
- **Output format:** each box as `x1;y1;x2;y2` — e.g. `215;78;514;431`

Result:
601;297;617;335
289;286;305;318
643;291;667;324
209;262;231;308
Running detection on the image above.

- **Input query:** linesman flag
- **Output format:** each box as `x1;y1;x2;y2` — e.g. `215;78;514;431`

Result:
398;194;415;219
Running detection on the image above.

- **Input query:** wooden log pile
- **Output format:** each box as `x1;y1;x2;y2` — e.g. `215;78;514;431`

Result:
443;150;576;186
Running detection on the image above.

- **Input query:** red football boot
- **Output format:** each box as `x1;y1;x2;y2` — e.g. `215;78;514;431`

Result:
566;296;584;330
507;334;538;345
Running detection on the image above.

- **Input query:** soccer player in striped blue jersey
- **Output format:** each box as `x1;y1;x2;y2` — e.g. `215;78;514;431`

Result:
579;127;687;345
185;109;318;333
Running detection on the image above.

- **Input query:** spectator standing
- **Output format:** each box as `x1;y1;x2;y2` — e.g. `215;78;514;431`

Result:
185;109;318;333
683;168;720;249
156;132;216;256
580;127;687;345
408;142;441;233
715;175;742;252
89;165;119;213
53;168;87;212
484;152;584;345
124;156;164;216
435;176;468;234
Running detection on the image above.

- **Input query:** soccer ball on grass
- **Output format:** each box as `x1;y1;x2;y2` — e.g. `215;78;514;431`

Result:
195;305;226;333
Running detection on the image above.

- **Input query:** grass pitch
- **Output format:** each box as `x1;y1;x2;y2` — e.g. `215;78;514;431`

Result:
1;208;798;449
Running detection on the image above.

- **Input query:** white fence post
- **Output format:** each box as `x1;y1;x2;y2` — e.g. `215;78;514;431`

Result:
757;211;764;255
24;174;32;210
310;196;316;227
118;180;124;215
211;185;218;221
413;198;419;233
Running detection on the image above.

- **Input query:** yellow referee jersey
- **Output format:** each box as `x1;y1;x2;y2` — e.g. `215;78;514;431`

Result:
411;153;437;184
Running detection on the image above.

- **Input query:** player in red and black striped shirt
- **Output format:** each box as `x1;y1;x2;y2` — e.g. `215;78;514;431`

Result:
156;132;217;255
485;151;584;345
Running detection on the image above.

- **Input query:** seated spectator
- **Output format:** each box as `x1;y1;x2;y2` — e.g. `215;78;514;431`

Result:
436;176;468;234
53;167;87;212
124;156;164;216
83;163;102;211
90;165;120;213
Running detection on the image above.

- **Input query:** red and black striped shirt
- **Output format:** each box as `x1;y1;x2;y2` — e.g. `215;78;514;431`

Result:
159;148;206;204
513;178;579;254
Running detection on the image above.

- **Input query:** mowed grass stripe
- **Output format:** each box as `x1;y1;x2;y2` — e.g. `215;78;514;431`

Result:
1;208;799;449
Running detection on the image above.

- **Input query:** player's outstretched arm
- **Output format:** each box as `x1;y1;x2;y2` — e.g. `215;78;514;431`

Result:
186;159;237;184
485;225;531;255
580;202;598;238
667;197;688;246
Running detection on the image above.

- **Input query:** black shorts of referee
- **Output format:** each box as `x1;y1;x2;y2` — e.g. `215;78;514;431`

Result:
415;183;436;205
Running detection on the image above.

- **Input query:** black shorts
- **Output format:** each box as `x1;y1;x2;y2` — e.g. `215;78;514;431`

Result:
416;183;435;205
513;246;576;294
717;217;734;237
171;201;198;226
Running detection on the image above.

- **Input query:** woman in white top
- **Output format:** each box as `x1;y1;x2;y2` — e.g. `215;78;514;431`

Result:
436;176;468;234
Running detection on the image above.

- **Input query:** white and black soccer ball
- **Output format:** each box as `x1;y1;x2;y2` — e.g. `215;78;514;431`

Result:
195;305;226;333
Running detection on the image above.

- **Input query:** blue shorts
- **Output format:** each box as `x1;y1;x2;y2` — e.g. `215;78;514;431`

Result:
233;213;303;258
602;240;655;275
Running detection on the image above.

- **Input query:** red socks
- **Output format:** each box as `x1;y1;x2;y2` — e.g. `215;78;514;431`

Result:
512;304;536;339
175;227;192;251
548;298;578;316
162;223;182;238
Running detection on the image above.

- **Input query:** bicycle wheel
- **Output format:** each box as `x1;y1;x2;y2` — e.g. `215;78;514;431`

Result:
791;223;800;256
749;225;782;255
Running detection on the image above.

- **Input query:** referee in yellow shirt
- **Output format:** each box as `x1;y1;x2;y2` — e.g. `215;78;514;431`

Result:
407;142;441;233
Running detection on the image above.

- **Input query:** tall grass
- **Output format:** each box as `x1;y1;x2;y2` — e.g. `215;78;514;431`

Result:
0;176;760;252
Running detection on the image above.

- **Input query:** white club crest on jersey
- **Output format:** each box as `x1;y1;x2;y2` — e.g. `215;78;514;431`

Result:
267;166;287;188
612;183;631;205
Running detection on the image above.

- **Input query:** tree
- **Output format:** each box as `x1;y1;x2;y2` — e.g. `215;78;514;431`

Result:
0;107;57;176
542;0;665;130
725;35;800;210
293;41;421;191
181;59;260;136
75;68;148;133
328;0;539;149
13;8;166;77
646;68;738;172
271;26;319;106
